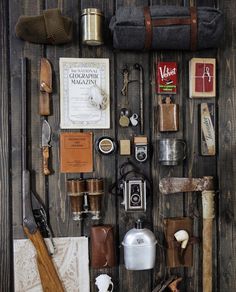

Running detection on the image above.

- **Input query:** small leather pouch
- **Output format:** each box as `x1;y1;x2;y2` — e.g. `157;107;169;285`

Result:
91;225;116;268
164;217;196;267
159;96;179;132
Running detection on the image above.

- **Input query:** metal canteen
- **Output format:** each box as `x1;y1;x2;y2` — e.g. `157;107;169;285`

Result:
158;138;186;166
122;219;157;270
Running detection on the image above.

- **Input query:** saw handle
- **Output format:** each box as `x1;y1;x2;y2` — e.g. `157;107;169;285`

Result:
23;227;65;292
39;92;50;116
42;146;50;175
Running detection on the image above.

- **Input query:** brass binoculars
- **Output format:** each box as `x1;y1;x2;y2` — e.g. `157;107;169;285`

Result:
67;178;104;221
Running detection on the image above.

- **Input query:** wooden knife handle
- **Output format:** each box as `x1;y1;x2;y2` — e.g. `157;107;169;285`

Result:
39;92;50;116
42;146;50;175
23;227;65;292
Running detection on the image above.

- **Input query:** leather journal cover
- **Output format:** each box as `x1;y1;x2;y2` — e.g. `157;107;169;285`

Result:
60;132;93;173
91;225;116;269
164;217;193;267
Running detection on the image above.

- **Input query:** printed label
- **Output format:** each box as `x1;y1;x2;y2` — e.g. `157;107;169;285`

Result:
157;62;177;94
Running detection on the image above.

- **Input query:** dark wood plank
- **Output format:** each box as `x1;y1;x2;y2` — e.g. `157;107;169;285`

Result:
150;1;185;290
1;1;235;292
44;0;82;237
79;1;118;291
115;1;153;291
218;0;236;291
0;1;11;291
10;0;44;239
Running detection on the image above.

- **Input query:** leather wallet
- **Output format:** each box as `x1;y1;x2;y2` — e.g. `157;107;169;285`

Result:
91;225;116;268
164;217;194;267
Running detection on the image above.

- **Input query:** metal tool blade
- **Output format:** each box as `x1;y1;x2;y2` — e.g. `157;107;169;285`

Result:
42;120;51;147
159;177;215;195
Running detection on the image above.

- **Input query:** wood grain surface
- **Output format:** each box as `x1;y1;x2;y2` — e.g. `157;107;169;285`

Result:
0;0;235;291
0;0;11;291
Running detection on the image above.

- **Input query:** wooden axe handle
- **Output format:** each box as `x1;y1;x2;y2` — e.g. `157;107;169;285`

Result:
202;190;215;292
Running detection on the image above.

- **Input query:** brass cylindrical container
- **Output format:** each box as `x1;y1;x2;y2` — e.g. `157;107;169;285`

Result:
67;179;86;221
86;178;104;219
81;8;104;46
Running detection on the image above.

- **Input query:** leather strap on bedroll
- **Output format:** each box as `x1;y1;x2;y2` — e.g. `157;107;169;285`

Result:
143;6;198;50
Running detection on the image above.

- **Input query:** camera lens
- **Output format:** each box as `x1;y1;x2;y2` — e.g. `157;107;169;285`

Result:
131;193;141;206
137;151;146;161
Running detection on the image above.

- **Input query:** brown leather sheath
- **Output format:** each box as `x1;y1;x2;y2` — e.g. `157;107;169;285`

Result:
91;225;116;268
143;6;198;50
159;97;179;132
164;217;193;267
40;58;52;115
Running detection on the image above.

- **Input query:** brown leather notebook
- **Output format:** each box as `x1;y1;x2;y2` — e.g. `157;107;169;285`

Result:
60;132;93;173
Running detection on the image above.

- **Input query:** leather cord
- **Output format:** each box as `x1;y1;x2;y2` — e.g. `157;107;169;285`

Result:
190;6;198;50
143;6;152;50
143;6;198;51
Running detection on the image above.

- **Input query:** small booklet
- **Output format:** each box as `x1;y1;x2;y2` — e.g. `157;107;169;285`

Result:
60;132;93;173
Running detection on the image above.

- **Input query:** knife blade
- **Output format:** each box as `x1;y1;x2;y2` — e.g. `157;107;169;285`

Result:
42;120;51;175
40;58;52;116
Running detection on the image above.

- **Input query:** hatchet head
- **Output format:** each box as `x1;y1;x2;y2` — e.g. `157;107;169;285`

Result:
159;176;215;195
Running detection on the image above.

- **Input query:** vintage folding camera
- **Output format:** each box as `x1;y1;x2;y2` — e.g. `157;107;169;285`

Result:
121;178;146;212
134;136;148;163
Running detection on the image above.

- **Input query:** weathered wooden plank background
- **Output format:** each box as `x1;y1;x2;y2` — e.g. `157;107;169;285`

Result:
0;0;235;291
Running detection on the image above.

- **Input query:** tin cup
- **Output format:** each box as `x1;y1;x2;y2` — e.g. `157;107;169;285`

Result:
67;179;86;221
86;178;104;220
81;8;104;46
158;138;186;166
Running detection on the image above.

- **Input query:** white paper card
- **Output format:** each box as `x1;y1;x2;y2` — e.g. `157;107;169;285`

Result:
14;237;90;292
60;58;110;129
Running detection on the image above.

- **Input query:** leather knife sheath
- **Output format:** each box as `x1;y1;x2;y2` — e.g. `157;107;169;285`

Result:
40;58;52;115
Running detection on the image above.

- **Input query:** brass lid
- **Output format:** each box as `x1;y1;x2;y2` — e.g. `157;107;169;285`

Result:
81;8;104;17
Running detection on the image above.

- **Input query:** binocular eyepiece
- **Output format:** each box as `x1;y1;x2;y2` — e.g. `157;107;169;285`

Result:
67;178;104;221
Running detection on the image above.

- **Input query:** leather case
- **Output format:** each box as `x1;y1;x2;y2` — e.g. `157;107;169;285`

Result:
164;217;193;267
91;225;116;268
159;97;179;132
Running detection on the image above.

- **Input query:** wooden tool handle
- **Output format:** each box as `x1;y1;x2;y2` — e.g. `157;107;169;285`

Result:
42;146;50;175
203;218;213;292
168;277;182;292
202;190;215;292
39;92;50;116
23;227;65;292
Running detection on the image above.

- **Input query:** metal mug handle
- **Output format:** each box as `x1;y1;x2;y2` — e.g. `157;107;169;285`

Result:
179;140;187;160
108;282;114;292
